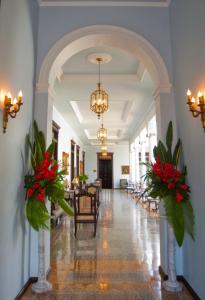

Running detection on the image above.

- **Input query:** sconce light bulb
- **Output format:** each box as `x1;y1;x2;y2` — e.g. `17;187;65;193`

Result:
18;90;23;98
191;97;196;103
7;92;12;99
13;98;17;105
198;91;203;98
187;89;191;96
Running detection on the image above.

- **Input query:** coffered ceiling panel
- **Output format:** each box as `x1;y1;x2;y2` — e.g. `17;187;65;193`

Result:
53;46;154;145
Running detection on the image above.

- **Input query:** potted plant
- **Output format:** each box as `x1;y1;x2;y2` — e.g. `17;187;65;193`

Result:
79;174;89;189
24;121;74;293
143;121;194;292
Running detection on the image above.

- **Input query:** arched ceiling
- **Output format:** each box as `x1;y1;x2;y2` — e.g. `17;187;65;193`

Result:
53;46;154;145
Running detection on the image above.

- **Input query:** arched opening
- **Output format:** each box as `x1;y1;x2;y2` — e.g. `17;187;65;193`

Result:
34;25;175;292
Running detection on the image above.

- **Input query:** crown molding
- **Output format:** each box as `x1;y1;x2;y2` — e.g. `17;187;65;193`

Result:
38;0;171;7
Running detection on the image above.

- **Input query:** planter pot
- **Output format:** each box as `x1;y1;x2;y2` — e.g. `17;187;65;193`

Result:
163;223;182;292
32;229;52;293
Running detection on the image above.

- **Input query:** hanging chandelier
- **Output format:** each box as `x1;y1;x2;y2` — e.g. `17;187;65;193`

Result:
90;57;109;119
97;124;107;143
101;144;107;152
97;114;107;143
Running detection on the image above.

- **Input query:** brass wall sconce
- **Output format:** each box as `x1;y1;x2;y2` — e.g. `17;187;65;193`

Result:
0;90;23;133
187;89;205;131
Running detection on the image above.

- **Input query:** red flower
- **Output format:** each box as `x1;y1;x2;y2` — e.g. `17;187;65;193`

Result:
167;182;175;189
176;191;184;202
181;184;188;190
37;193;45;202
33;182;40;189
27;188;34;198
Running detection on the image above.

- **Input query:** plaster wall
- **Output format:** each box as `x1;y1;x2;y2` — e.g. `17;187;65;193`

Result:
0;0;39;299
170;1;205;298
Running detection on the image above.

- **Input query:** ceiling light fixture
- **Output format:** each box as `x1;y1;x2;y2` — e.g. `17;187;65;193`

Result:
90;57;109;119
97;114;107;143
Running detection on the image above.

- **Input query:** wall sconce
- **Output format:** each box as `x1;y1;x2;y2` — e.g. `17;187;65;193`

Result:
187;89;205;131
0;90;23;133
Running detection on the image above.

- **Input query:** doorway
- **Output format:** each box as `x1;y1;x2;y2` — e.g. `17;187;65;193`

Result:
97;153;113;189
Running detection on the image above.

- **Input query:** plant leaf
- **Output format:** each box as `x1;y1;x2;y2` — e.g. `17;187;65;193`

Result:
157;141;168;163
173;139;182;167
166;121;173;151
58;198;74;216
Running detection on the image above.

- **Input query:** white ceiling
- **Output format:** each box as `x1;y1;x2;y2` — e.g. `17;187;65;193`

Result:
53;46;154;145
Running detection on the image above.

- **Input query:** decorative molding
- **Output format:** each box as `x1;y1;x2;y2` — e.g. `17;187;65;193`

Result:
37;25;171;91
121;100;135;123
61;74;143;83
36;83;49;93
136;61;146;82
152;83;172;99
70;101;83;123
39;0;171;7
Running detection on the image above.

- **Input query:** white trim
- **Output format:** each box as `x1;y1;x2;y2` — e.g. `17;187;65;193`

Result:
130;101;155;143
39;0;171;7
152;84;172;99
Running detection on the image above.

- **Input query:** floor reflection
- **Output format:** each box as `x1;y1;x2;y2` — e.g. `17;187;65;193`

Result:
21;190;193;300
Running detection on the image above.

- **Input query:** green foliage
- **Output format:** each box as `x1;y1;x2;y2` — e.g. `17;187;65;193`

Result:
146;121;195;247
26;199;50;231
25;120;74;231
79;174;89;183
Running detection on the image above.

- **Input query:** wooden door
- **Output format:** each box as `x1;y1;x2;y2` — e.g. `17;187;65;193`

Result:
71;140;75;183
97;153;113;189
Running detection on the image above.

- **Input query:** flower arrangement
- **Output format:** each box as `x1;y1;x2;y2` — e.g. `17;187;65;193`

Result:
144;121;194;246
24;121;74;230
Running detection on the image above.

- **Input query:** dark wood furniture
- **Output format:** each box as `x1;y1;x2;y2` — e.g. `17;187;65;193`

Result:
86;184;101;208
73;192;98;237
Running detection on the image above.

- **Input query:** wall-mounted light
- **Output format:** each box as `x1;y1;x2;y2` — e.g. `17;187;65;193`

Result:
0;90;23;133
187;89;205;131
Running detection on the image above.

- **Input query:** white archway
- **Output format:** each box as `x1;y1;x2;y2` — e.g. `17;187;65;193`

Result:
37;25;172;92
34;25;177;278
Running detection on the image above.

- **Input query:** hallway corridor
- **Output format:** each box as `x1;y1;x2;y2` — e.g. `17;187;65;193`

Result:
22;190;193;300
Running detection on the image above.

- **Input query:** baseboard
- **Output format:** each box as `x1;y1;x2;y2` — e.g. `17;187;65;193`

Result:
159;266;201;300
15;277;37;300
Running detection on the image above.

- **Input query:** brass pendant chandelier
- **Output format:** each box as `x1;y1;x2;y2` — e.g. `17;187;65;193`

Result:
90;57;109;119
97;114;107;143
101;144;107;157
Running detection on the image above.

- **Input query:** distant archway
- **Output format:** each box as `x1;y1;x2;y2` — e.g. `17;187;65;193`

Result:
37;25;171;92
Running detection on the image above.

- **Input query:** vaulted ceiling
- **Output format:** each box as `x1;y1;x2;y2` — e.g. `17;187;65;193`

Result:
53;46;154;145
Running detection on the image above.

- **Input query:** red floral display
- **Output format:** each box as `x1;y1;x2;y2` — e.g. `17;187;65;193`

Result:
144;121;194;247
26;152;59;203
152;156;188;203
24;121;73;231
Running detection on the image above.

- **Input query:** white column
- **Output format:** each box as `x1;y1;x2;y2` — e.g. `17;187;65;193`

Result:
154;87;183;277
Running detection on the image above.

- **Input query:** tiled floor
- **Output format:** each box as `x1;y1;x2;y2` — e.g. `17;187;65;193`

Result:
22;190;194;300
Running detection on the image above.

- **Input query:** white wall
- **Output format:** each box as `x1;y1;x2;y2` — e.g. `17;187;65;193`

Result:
170;1;205;298
0;0;38;299
53;106;84;182
85;144;129;188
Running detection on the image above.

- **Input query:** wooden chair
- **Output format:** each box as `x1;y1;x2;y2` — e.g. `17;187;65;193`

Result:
73;192;98;237
86;184;100;208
